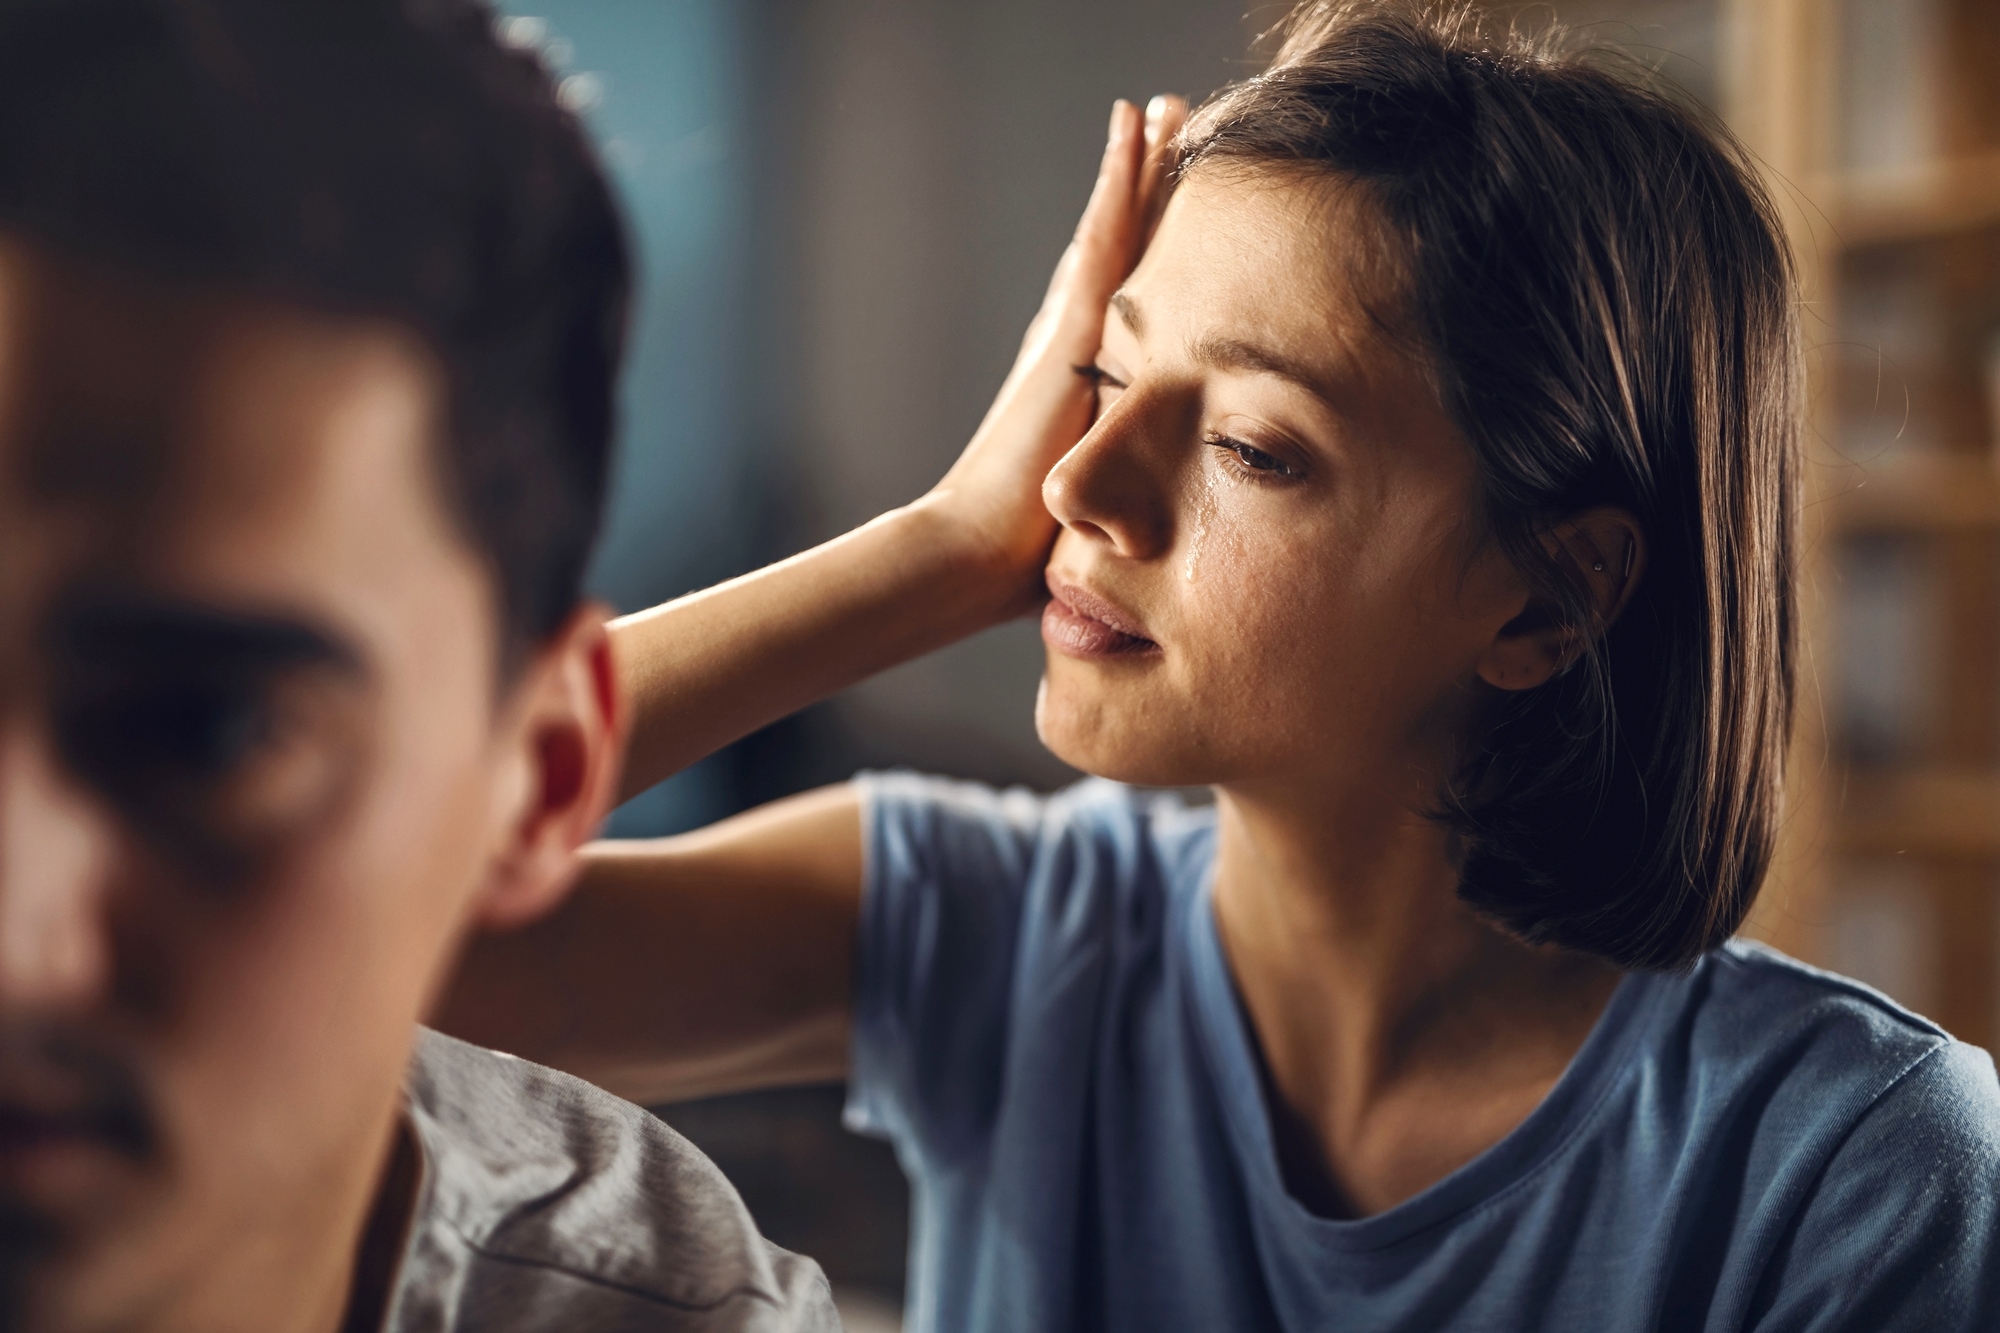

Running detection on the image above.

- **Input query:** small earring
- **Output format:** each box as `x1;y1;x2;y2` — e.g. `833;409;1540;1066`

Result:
1622;541;1635;580
1592;561;1605;572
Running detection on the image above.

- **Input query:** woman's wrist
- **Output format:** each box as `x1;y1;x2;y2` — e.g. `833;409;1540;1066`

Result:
607;493;1043;800
889;489;1052;629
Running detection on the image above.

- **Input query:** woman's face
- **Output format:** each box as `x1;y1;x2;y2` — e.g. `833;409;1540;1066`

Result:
1037;171;1533;794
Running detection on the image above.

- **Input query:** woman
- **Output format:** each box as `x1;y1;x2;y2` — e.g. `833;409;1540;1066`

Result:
440;3;2000;1329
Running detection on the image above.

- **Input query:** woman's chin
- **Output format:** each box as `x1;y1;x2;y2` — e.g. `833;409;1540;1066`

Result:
1034;676;1210;789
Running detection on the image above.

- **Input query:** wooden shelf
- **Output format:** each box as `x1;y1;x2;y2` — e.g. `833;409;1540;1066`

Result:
1819;150;2000;250
1836;765;2000;858
1750;0;2000;1047
1824;452;2000;533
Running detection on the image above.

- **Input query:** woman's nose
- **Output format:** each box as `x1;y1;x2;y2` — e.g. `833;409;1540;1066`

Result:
1042;396;1176;560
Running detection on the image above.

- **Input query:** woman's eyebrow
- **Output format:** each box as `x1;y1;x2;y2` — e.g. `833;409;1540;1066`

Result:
1113;291;1341;404
1188;333;1342;405
1110;290;1144;338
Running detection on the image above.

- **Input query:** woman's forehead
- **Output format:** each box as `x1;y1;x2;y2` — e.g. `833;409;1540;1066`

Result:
1120;174;1421;392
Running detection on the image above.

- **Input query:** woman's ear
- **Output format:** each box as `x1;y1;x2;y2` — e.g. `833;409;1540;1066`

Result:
1476;507;1646;693
469;604;630;930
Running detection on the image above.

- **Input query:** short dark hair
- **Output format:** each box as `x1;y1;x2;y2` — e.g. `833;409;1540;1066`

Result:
1181;1;1800;969
0;0;630;661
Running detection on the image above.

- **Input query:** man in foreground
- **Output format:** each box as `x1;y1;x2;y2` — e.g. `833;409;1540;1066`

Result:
0;0;834;1327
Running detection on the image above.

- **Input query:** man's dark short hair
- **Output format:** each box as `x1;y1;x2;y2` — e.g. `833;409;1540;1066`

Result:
0;0;631;661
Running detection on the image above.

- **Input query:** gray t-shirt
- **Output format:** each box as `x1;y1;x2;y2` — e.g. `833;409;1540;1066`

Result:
382;1028;838;1332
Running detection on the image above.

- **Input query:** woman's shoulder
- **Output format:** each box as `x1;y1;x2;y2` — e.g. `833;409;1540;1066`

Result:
846;776;1223;1157
1696;941;1969;1062
1666;947;2000;1320
857;770;1218;892
1654;940;2000;1150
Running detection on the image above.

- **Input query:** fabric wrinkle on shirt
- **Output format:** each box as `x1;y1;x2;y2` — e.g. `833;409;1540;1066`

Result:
380;1028;839;1333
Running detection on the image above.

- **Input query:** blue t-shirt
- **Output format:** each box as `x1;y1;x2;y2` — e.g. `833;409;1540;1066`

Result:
846;774;2000;1333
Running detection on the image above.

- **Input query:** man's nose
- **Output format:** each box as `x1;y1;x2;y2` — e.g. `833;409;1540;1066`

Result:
0;723;112;1009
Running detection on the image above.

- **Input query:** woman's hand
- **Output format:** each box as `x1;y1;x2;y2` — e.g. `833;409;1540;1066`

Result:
603;95;1187;801
925;94;1188;613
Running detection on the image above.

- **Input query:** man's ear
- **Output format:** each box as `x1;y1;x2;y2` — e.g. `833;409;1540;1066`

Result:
470;603;629;930
1476;507;1646;693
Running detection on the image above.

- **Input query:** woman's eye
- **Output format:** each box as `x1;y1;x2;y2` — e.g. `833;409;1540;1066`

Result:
1211;436;1293;478
1076;364;1127;414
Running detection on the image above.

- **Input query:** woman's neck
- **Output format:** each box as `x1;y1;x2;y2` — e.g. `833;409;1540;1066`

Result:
1209;779;1622;1219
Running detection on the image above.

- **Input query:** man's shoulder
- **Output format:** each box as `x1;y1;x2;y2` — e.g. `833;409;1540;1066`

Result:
388;1028;837;1333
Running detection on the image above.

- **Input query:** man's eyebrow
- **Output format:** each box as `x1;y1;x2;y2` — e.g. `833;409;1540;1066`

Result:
47;594;364;675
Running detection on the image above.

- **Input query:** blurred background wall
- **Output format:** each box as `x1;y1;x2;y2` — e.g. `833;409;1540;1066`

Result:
494;1;1999;1324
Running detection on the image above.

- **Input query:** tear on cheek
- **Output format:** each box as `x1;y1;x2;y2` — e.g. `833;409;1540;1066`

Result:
1184;469;1221;583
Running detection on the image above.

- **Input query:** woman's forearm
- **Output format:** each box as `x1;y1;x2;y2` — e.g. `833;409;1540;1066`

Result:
610;495;1029;801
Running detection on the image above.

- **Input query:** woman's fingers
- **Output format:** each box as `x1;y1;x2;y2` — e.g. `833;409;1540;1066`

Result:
1072;95;1186;302
1039;99;1143;318
1082;98;1146;261
1032;95;1180;363
922;95;1185;594
1138;94;1188;245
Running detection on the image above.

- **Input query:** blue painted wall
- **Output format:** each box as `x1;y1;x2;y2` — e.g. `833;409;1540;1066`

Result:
496;2;753;836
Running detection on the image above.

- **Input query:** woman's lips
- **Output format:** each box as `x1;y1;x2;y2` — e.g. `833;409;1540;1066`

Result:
1042;578;1159;660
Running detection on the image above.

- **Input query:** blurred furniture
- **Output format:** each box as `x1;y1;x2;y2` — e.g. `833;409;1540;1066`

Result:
1733;0;2000;1048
